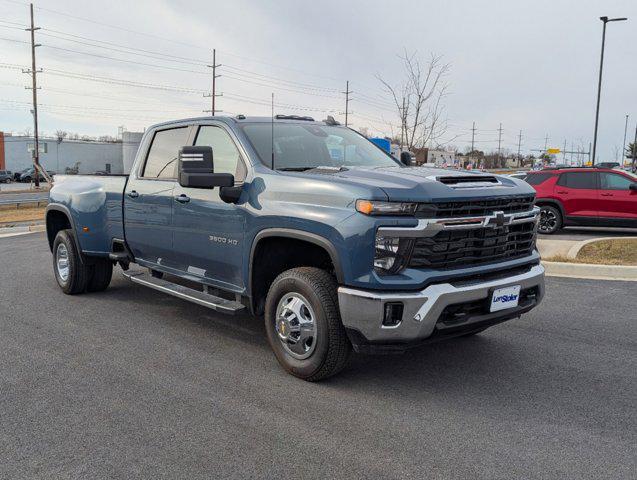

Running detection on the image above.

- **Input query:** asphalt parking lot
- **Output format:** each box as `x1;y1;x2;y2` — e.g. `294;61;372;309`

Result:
1;233;636;479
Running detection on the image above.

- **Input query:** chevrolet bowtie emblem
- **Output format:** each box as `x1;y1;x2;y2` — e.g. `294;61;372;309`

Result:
493;211;505;227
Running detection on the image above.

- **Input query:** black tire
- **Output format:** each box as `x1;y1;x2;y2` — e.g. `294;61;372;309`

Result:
265;267;351;381
538;205;562;234
86;258;113;292
52;229;91;294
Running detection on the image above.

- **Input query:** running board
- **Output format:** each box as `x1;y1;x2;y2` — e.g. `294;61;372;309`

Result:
122;271;246;315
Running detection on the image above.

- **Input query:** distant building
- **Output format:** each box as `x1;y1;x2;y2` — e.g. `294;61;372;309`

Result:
0;132;143;175
426;149;459;167
410;147;458;167
122;131;144;173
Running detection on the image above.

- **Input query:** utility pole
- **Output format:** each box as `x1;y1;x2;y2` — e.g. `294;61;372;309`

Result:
399;98;406;149
342;80;352;127
543;134;549;152
497;123;503;160
563;139;567;163
24;3;41;187
622;114;629;165
469;122;477;168
632;122;637;172
204;49;222;115
517;130;523;167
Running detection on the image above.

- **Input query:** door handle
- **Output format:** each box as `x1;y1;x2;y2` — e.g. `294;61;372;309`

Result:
127;190;139;198
600;193;613;197
556;190;568;194
175;194;190;203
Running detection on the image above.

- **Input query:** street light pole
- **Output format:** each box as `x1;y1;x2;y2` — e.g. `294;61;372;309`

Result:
622;114;629;166
591;16;627;166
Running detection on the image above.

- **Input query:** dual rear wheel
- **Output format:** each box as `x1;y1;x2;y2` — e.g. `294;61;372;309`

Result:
53;229;113;294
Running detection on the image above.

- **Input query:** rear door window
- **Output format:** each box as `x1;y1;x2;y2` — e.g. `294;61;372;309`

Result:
556;172;597;189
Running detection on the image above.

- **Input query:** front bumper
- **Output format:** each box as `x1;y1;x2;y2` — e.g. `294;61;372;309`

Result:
338;264;545;353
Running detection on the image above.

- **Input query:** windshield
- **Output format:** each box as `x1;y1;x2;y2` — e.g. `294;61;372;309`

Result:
240;123;400;170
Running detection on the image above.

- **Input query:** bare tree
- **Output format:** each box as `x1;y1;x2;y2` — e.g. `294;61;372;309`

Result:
357;127;370;138
612;145;621;162
55;130;68;143
377;51;450;151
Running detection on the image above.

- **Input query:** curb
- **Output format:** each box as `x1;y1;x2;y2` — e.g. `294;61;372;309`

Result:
566;236;637;259
0;223;45;237
543;260;637;281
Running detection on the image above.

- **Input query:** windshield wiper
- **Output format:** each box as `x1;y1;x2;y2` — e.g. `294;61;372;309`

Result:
277;167;316;171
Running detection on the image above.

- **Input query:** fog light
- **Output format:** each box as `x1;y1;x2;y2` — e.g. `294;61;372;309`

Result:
382;302;404;327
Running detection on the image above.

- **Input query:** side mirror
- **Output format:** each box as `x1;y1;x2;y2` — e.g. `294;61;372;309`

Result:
178;146;234;188
629;183;637;192
400;151;412;166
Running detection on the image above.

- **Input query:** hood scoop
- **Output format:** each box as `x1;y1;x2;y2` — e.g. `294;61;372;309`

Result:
436;175;501;188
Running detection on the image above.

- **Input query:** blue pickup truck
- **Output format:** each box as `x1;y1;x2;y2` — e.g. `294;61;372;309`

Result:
46;115;544;380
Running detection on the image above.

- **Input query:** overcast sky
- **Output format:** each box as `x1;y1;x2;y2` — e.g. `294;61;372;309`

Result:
1;0;635;160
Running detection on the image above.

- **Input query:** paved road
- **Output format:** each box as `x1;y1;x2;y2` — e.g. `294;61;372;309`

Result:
1;233;636;479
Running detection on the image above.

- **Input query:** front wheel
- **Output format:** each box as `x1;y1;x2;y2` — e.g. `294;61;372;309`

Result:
265;267;351;381
538;205;562;234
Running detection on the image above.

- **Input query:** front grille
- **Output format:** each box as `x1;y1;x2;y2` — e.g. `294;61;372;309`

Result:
409;221;536;270
415;195;535;219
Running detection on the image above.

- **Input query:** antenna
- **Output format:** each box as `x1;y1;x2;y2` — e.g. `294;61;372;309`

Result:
271;92;275;171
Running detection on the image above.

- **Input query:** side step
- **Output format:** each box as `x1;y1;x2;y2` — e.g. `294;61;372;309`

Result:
122;271;246;315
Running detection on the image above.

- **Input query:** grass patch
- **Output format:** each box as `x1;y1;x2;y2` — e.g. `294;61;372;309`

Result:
0;206;46;225
544;238;637;266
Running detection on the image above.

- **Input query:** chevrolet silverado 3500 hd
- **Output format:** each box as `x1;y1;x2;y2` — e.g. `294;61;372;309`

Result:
46;115;545;380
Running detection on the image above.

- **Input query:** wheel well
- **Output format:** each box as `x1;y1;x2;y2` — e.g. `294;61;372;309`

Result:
535;199;564;217
46;210;72;251
250;237;335;315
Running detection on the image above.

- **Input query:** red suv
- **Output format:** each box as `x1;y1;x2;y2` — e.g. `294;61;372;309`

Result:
525;167;637;234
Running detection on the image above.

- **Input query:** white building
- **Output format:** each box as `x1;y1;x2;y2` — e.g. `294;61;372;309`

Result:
0;132;143;175
427;149;459;167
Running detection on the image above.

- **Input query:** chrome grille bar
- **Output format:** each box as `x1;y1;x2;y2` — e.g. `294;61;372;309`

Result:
378;207;540;238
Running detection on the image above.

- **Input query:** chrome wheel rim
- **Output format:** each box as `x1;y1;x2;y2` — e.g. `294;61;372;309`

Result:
275;292;317;360
56;243;70;282
539;209;557;232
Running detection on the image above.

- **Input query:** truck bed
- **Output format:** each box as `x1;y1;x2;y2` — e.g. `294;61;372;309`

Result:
49;174;129;255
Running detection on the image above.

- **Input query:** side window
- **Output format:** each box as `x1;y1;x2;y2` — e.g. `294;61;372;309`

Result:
142;127;190;179
600;172;633;190
556;172;596;189
195;126;246;181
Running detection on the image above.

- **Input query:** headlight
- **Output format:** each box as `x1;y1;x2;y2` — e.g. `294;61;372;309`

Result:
356;200;416;216
374;234;414;275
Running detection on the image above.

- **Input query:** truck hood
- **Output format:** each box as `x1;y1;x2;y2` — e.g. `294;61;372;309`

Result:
298;166;536;202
